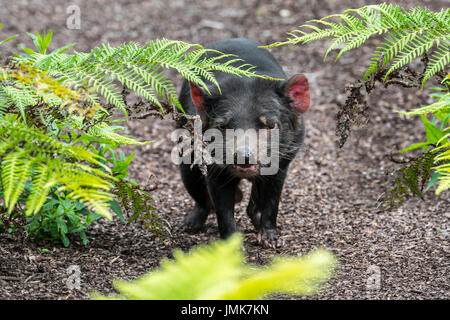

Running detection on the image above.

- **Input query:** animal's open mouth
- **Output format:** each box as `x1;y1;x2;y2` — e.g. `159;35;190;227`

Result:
233;163;260;174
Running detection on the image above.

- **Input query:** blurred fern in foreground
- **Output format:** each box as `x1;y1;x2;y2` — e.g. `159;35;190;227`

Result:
92;234;337;300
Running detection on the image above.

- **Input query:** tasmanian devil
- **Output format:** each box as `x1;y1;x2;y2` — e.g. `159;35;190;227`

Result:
176;38;310;248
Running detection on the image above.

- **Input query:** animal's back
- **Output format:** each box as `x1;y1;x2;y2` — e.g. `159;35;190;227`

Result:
206;38;286;79
178;38;286;117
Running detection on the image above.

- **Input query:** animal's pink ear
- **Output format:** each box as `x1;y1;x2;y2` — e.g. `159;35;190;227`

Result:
190;82;206;112
284;74;310;114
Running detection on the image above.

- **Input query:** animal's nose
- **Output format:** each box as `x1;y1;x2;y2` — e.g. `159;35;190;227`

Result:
234;147;254;165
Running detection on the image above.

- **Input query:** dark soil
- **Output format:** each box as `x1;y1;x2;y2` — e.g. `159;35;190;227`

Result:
0;0;449;300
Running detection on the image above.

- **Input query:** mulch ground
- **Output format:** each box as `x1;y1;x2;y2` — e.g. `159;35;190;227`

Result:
0;0;448;300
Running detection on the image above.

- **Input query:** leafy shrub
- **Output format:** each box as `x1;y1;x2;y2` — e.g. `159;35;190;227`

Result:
267;3;449;205
0;28;273;245
397;78;450;196
24;195;102;247
92;234;337;300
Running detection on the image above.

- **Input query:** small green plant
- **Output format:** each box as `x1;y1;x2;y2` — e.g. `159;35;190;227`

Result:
20;30;75;55
92;234;337;300
24;194;102;246
395;77;450;195
0;24;17;49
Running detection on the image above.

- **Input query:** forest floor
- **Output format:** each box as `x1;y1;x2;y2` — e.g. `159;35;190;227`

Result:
0;0;448;299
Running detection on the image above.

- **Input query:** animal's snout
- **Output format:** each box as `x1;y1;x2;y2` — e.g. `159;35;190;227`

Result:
234;146;257;166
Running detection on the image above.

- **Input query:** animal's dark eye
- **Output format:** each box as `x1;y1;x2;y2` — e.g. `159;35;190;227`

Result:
216;123;228;131
259;115;279;130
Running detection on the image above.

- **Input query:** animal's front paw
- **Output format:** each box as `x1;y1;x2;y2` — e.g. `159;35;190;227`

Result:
184;207;209;233
257;228;284;249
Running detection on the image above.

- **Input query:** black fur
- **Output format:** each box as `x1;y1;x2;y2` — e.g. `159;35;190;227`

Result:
177;38;306;247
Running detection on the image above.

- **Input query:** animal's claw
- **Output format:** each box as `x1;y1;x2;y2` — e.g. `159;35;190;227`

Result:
257;228;283;249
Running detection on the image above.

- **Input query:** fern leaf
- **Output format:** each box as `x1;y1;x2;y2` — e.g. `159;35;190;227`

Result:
87;123;151;147
7;156;34;213
25;163;55;216
1;150;27;213
3;85;37;121
422;42;450;87
364;30;419;80
0;116;116;218
13;39;279;115
399;93;450;115
66;188;113;220
435;173;450;195
66;65;127;114
56;170;113;192
268;5;450;87
385;32;448;80
93;234;337;300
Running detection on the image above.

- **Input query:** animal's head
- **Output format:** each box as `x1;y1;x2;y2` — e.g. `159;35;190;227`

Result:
189;75;310;178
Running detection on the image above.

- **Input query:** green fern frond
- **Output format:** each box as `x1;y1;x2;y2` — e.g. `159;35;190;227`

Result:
2;85;37;121
0;118;108;170
66;188;113;220
396;76;450;197
65;64;127;113
25;163;55;216
385;31;448;80
56;170;113;192
7;155;34;214
382;149;438;209
399;92;450;115
87;123;151;147
93;234;337;300
14;39;279;115
364;30;419;80
1;149;27;213
1;62;103;121
434;138;450;194
423;42;450;85
0;116;115;218
435;173;450;194
266;4;450;86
